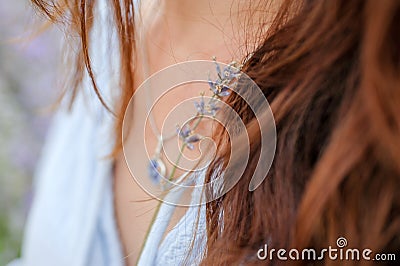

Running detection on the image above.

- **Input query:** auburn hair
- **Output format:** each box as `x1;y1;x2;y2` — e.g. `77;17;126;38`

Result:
31;0;400;265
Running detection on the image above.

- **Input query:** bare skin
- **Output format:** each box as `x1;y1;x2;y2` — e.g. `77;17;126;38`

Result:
113;0;276;265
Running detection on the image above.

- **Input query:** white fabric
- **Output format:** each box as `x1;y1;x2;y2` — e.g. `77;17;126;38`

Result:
139;172;207;266
11;96;124;266
155;189;207;265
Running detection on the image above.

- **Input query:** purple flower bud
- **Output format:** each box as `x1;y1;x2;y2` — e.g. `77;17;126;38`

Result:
194;97;206;114
176;124;202;150
209;59;241;98
177;124;192;139
148;159;163;184
194;96;220;116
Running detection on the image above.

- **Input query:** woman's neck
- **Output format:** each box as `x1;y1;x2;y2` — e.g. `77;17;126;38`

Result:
142;0;252;38
160;0;243;22
141;0;266;61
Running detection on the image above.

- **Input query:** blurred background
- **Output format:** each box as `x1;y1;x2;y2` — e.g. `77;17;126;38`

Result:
0;1;62;264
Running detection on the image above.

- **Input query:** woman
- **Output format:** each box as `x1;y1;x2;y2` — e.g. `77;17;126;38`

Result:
13;0;400;265
16;0;275;265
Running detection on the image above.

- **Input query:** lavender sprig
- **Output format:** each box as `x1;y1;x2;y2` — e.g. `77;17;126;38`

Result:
138;58;242;264
208;57;241;98
169;58;241;177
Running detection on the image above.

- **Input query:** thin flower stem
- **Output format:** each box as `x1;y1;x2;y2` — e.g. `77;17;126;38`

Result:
168;142;186;180
136;200;161;265
192;114;204;132
136;115;201;265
